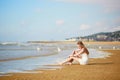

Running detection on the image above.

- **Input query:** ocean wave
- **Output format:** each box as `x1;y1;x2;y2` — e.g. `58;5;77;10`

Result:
0;48;36;51
0;52;58;62
0;48;111;77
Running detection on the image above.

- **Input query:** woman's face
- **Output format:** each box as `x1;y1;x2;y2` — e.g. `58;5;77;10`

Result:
77;44;82;49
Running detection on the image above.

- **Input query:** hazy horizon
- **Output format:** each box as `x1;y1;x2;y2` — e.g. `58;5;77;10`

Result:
0;0;120;42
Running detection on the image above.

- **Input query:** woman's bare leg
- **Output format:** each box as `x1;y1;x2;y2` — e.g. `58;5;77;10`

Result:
67;51;76;63
60;56;80;65
69;50;76;57
70;56;80;62
69;58;73;63
60;57;73;65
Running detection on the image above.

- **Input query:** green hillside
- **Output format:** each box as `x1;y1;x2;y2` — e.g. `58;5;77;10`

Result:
66;30;120;41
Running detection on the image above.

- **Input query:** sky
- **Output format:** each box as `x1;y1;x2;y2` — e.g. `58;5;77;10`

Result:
0;0;120;41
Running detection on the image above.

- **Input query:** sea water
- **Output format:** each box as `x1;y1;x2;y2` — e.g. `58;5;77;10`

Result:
0;42;112;76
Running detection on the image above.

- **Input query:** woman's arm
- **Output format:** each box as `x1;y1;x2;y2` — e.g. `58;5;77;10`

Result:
69;50;75;57
74;48;85;56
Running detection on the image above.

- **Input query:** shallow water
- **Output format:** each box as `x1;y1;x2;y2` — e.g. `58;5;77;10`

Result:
0;42;112;76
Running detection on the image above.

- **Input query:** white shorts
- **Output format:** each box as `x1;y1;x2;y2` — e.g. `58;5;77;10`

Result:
79;54;89;65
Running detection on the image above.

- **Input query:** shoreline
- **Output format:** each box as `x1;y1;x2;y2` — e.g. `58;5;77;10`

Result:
27;41;120;44
0;49;114;62
0;50;120;80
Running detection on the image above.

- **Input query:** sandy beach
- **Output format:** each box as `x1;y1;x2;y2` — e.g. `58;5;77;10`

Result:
0;49;120;80
28;41;120;45
0;0;120;79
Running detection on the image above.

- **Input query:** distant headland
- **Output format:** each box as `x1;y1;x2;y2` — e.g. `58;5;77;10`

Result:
66;30;120;41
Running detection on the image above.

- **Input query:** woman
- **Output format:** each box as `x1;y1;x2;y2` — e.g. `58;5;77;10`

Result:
60;41;89;65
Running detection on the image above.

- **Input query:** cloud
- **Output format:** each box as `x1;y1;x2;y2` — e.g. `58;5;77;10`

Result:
80;12;89;19
113;17;120;25
54;0;120;13
112;26;120;31
35;8;42;13
21;21;26;25
95;21;107;27
93;20;120;32
56;20;64;25
54;0;97;3
108;26;120;32
80;24;91;30
20;20;28;27
93;21;111;32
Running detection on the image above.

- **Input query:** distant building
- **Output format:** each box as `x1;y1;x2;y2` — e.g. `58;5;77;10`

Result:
96;35;108;41
65;30;120;41
66;38;77;41
66;37;89;41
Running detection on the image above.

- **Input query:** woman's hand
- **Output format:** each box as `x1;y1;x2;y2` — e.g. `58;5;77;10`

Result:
73;54;78;57
69;50;75;57
69;49;81;58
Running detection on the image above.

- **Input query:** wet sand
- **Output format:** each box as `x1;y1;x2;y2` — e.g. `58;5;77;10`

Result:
0;50;120;80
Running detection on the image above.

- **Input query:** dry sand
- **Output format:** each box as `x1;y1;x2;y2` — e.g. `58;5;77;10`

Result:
0;50;120;80
84;41;120;45
28;41;120;45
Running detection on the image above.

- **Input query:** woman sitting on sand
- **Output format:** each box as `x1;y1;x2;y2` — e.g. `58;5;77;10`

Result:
60;41;89;65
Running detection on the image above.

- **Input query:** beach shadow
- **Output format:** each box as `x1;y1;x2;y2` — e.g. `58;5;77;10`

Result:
88;62;114;65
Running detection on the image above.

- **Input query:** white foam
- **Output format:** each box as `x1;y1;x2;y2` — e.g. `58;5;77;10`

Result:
57;47;61;52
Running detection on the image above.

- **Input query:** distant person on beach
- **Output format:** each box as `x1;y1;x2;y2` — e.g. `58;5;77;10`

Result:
60;41;89;65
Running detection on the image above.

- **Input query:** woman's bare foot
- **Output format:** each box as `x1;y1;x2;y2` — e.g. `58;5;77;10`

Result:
66;62;72;65
58;62;72;65
58;62;65;65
